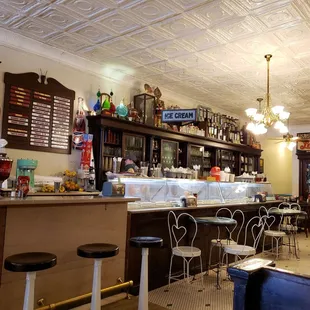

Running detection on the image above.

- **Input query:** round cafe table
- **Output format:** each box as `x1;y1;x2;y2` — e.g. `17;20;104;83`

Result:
193;216;237;289
268;208;304;259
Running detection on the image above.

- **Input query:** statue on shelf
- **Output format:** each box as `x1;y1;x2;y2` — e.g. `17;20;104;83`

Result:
144;83;154;94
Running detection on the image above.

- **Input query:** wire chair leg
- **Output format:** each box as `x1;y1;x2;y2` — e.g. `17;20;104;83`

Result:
275;238;279;260
262;235;266;255
207;243;214;276
199;255;204;289
168;255;174;288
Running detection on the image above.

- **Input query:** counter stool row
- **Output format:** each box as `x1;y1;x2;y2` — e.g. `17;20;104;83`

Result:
4;236;163;310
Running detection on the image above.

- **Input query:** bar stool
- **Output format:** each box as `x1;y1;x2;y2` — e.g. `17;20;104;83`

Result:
77;243;119;310
130;236;163;310
4;252;57;310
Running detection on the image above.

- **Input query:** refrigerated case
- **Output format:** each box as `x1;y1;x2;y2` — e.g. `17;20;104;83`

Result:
109;176;275;208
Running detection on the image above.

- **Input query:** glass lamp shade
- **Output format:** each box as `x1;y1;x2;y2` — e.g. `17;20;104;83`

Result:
279;125;288;134
279;111;290;120
274;120;284;129
257;123;267;135
246;122;255;131
272;105;284;115
287;141;296;151
253;113;264;122
245;108;257;117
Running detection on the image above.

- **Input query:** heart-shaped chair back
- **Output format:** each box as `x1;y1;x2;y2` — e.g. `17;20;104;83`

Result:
244;215;266;249
171;224;187;247
168;211;198;249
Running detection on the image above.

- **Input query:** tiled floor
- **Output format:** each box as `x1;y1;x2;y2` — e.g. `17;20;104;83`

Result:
148;235;310;310
77;235;310;310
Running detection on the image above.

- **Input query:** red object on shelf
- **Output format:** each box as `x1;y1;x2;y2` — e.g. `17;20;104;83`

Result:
210;166;221;182
17;176;30;196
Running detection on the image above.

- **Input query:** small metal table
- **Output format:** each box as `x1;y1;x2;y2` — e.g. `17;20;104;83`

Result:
194;216;237;289
268;209;303;259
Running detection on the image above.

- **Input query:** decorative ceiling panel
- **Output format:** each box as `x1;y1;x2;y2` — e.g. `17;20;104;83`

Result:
126;0;177;24
57;0;114;18
3;0;310;124
128;27;172;47
70;23;115;44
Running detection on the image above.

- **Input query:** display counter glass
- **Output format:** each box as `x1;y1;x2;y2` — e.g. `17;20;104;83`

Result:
109;177;275;210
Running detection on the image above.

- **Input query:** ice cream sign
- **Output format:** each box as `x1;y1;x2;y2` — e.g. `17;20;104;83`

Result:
297;133;310;152
162;109;197;123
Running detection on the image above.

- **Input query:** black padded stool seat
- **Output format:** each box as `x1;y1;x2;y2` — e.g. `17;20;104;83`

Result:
77;243;119;259
130;236;163;248
4;252;57;272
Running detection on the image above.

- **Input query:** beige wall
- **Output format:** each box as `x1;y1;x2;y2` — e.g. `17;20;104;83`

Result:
0;45;137;176
261;138;292;195
260;124;310;196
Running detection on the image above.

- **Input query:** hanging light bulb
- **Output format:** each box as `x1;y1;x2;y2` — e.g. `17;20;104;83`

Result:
274;120;284;129
246;122;255;131
280;125;288;134
272;106;284;115
287;141;296;151
254;113;264;122
245;108;257;117
279;111;290;120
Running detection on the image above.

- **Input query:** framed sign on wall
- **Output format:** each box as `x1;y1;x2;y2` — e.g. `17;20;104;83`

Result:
1;72;75;154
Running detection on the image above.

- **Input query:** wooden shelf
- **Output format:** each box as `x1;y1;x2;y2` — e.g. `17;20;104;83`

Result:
103;142;121;146
87;115;262;155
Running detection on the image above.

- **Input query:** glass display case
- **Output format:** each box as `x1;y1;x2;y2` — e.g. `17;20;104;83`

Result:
241;153;255;173
109;176;275;209
122;133;145;163
133;93;155;126
161;140;179;169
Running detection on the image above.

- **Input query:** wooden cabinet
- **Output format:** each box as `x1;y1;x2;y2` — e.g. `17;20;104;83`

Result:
216;150;238;174
122;133;145;164
297;153;310;199
161;140;179;169
87;115;262;190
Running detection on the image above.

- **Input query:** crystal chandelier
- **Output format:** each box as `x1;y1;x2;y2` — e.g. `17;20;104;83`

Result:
245;54;290;135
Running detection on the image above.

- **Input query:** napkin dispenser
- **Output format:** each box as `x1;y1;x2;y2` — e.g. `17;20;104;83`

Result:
254;193;266;202
102;181;125;197
180;195;197;207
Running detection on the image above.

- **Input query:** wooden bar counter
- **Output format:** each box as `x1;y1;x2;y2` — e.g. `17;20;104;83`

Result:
0;196;136;310
126;201;281;293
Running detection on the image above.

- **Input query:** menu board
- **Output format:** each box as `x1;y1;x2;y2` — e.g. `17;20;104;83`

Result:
2;72;75;154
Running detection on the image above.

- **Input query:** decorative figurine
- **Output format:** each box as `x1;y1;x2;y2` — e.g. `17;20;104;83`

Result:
93;89;101;113
144;83;153;94
116;98;128;117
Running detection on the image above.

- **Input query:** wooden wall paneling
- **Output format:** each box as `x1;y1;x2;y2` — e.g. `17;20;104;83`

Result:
0;207;7;287
0;203;127;310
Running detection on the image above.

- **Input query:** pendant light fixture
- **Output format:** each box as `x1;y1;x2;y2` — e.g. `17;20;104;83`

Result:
245;54;290;135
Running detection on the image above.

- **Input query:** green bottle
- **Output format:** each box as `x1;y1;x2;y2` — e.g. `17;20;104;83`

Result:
102;96;110;110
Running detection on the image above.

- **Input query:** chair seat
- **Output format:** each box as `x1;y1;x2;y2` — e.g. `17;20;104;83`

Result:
77;243;119;259
130;236;163;248
223;244;256;256
211;239;237;246
4;252;57;272
172;246;201;257
264;230;286;237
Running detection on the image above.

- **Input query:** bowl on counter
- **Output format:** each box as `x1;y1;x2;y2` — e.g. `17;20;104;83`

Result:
166;171;176;178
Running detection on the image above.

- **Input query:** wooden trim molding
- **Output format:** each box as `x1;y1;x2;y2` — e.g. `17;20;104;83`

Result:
0;207;7;287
